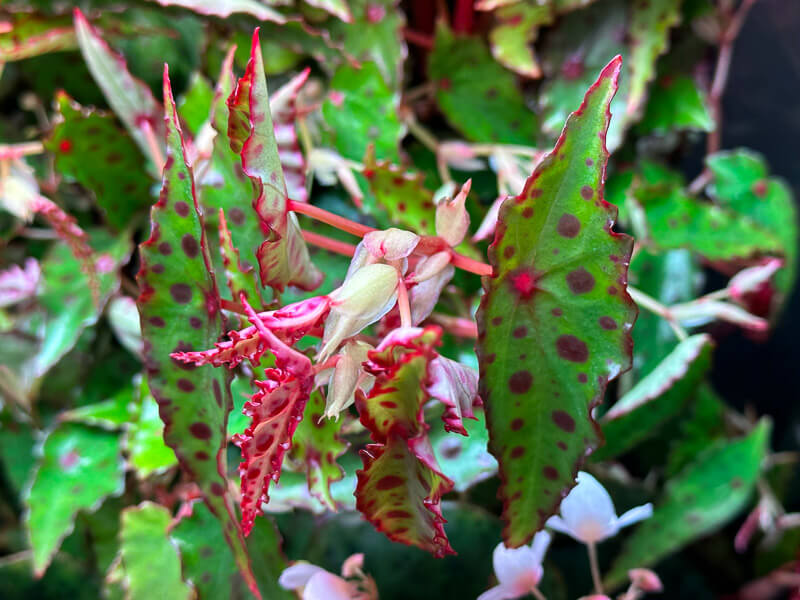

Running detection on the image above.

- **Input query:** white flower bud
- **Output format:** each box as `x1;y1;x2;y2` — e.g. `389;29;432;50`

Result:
362;228;420;262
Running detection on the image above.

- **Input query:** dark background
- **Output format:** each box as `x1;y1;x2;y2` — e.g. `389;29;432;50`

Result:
710;0;800;452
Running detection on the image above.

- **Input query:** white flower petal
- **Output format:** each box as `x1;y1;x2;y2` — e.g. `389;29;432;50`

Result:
529;530;551;564
615;503;654;530
492;542;542;588
303;571;355;600
476;583;519;600
279;562;326;590
559;472;618;543
545;515;577;540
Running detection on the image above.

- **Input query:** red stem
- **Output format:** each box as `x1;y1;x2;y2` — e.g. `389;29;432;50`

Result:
403;28;434;49
302;230;359;256
452;0;475;33
288;200;374;237
221;298;247;314
449;250;493;277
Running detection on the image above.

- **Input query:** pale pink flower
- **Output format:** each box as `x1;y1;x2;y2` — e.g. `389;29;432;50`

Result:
478;531;551;600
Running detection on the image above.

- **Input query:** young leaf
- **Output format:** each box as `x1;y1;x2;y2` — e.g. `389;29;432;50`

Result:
73;9;162;162
489;3;553;78
136;69;259;597
127;387;178;480
605;420;771;587
118;503;192;600
227;30;322;292
322;62;404;162
25;423;125;576
45;92;152;230
218;209;263;303
593;334;713;460
626;0;682;117
706;150;798;296
362;146;436;234
429;22;538;145
289;390;348;511
476;57;637;547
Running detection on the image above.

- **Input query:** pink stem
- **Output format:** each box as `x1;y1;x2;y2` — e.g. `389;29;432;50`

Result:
397;281;412;328
288;200;375;237
302;230;359;256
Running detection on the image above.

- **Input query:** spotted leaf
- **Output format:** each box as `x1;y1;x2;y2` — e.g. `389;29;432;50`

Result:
289;390;348;511
605;420;770;587
489;3;553;78
476;57;637;547
218;208;263;303
73;9;162;163
227;29;322;292
136;69;260;597
45;92;152;230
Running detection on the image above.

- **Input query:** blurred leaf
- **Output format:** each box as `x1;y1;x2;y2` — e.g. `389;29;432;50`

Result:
290;390;348;511
36;229;131;376
136;74;258;593
606;420;771;587
430;409;497;493
178;73;214;135
429;23;538;145
665;383;726;476
476;58;635;546
706;149;798;296
0;14;76;62
0;421;36;496
126;380;177;479
45;92;152;230
62;385;136;430
322;61;403;162
626;0;682;117
305;0;353;22
147;0;286;21
489;3;552;78
638;73;714;134
594;334;713;460
26;423;125;576
118;503;192;600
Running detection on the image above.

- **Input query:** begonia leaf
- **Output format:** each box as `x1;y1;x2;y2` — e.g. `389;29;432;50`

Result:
606;420;770;587
322;62;404;162
626;0;682;118
305;0;353;22
25;423;125;576
363;146;436;234
706;150;798;296
0;14;76;61
430;409;498;493
127;383;178;479
74;9;162;162
218;209;263;303
118;503;192;600
147;0;286;22
45;92;152;230
227;30;322;292
594;334;712;460
62;386;137;430
289;390;348;511
638;73;714;134
429;22;538;145
489;3;552;78
476;57;637;547
136;70;259;597
665;383;726;476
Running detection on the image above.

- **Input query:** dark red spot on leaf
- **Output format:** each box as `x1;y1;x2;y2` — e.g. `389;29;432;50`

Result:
552;410;575;432
599;316;617;330
566;267;595;294
510;418;524;431
580;185;594;200
170;283;192;303
556;335;588;362
508;371;533;394
181;234;199;258
557;214;581;238
377;475;404;490
189;422;212;440
543;466;558;480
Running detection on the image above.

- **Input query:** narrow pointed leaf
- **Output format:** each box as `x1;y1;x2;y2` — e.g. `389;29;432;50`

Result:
136;70;259;597
148;0;287;21
626;0;682;117
45;92;152;230
289;390;348;510
476;57;637;547
218;209;263;302
25;423;125;576
489;4;552;78
605;420;770;587
73;9;162;161
593;333;712;460
118;503;192;600
227;30;322;292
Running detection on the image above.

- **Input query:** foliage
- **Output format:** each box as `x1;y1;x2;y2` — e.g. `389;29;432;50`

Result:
0;2;797;600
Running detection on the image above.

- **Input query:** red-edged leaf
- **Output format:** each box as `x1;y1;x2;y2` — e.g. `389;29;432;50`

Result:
475;57;637;547
355;327;455;556
0;14;76;62
148;0;286;22
356;435;455;558
226;29;321;292
218;208;263;303
136;68;259;598
73;9;162;164
288;389;348;511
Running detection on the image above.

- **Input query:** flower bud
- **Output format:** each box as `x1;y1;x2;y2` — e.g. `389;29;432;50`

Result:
629;568;663;593
729;258;783;301
438;141;484;171
435;180;471;247
363;228;420;262
324;341;374;420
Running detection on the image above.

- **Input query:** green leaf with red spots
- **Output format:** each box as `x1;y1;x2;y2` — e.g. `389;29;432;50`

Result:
73;9;162;163
362;147;436;235
593;334;713;461
289;390;348;511
355;327;455;556
605;420;770;588
136;70;260;597
322;61;404;163
633;162;783;260
625;0;682;118
218;208;263;303
0;14;76;62
117;503;193;600
45;92;152;230
429;22;538;145
489;3;553;78
706;150;798;298
476;57;637;547
227;30;322;293
25;423;125;576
